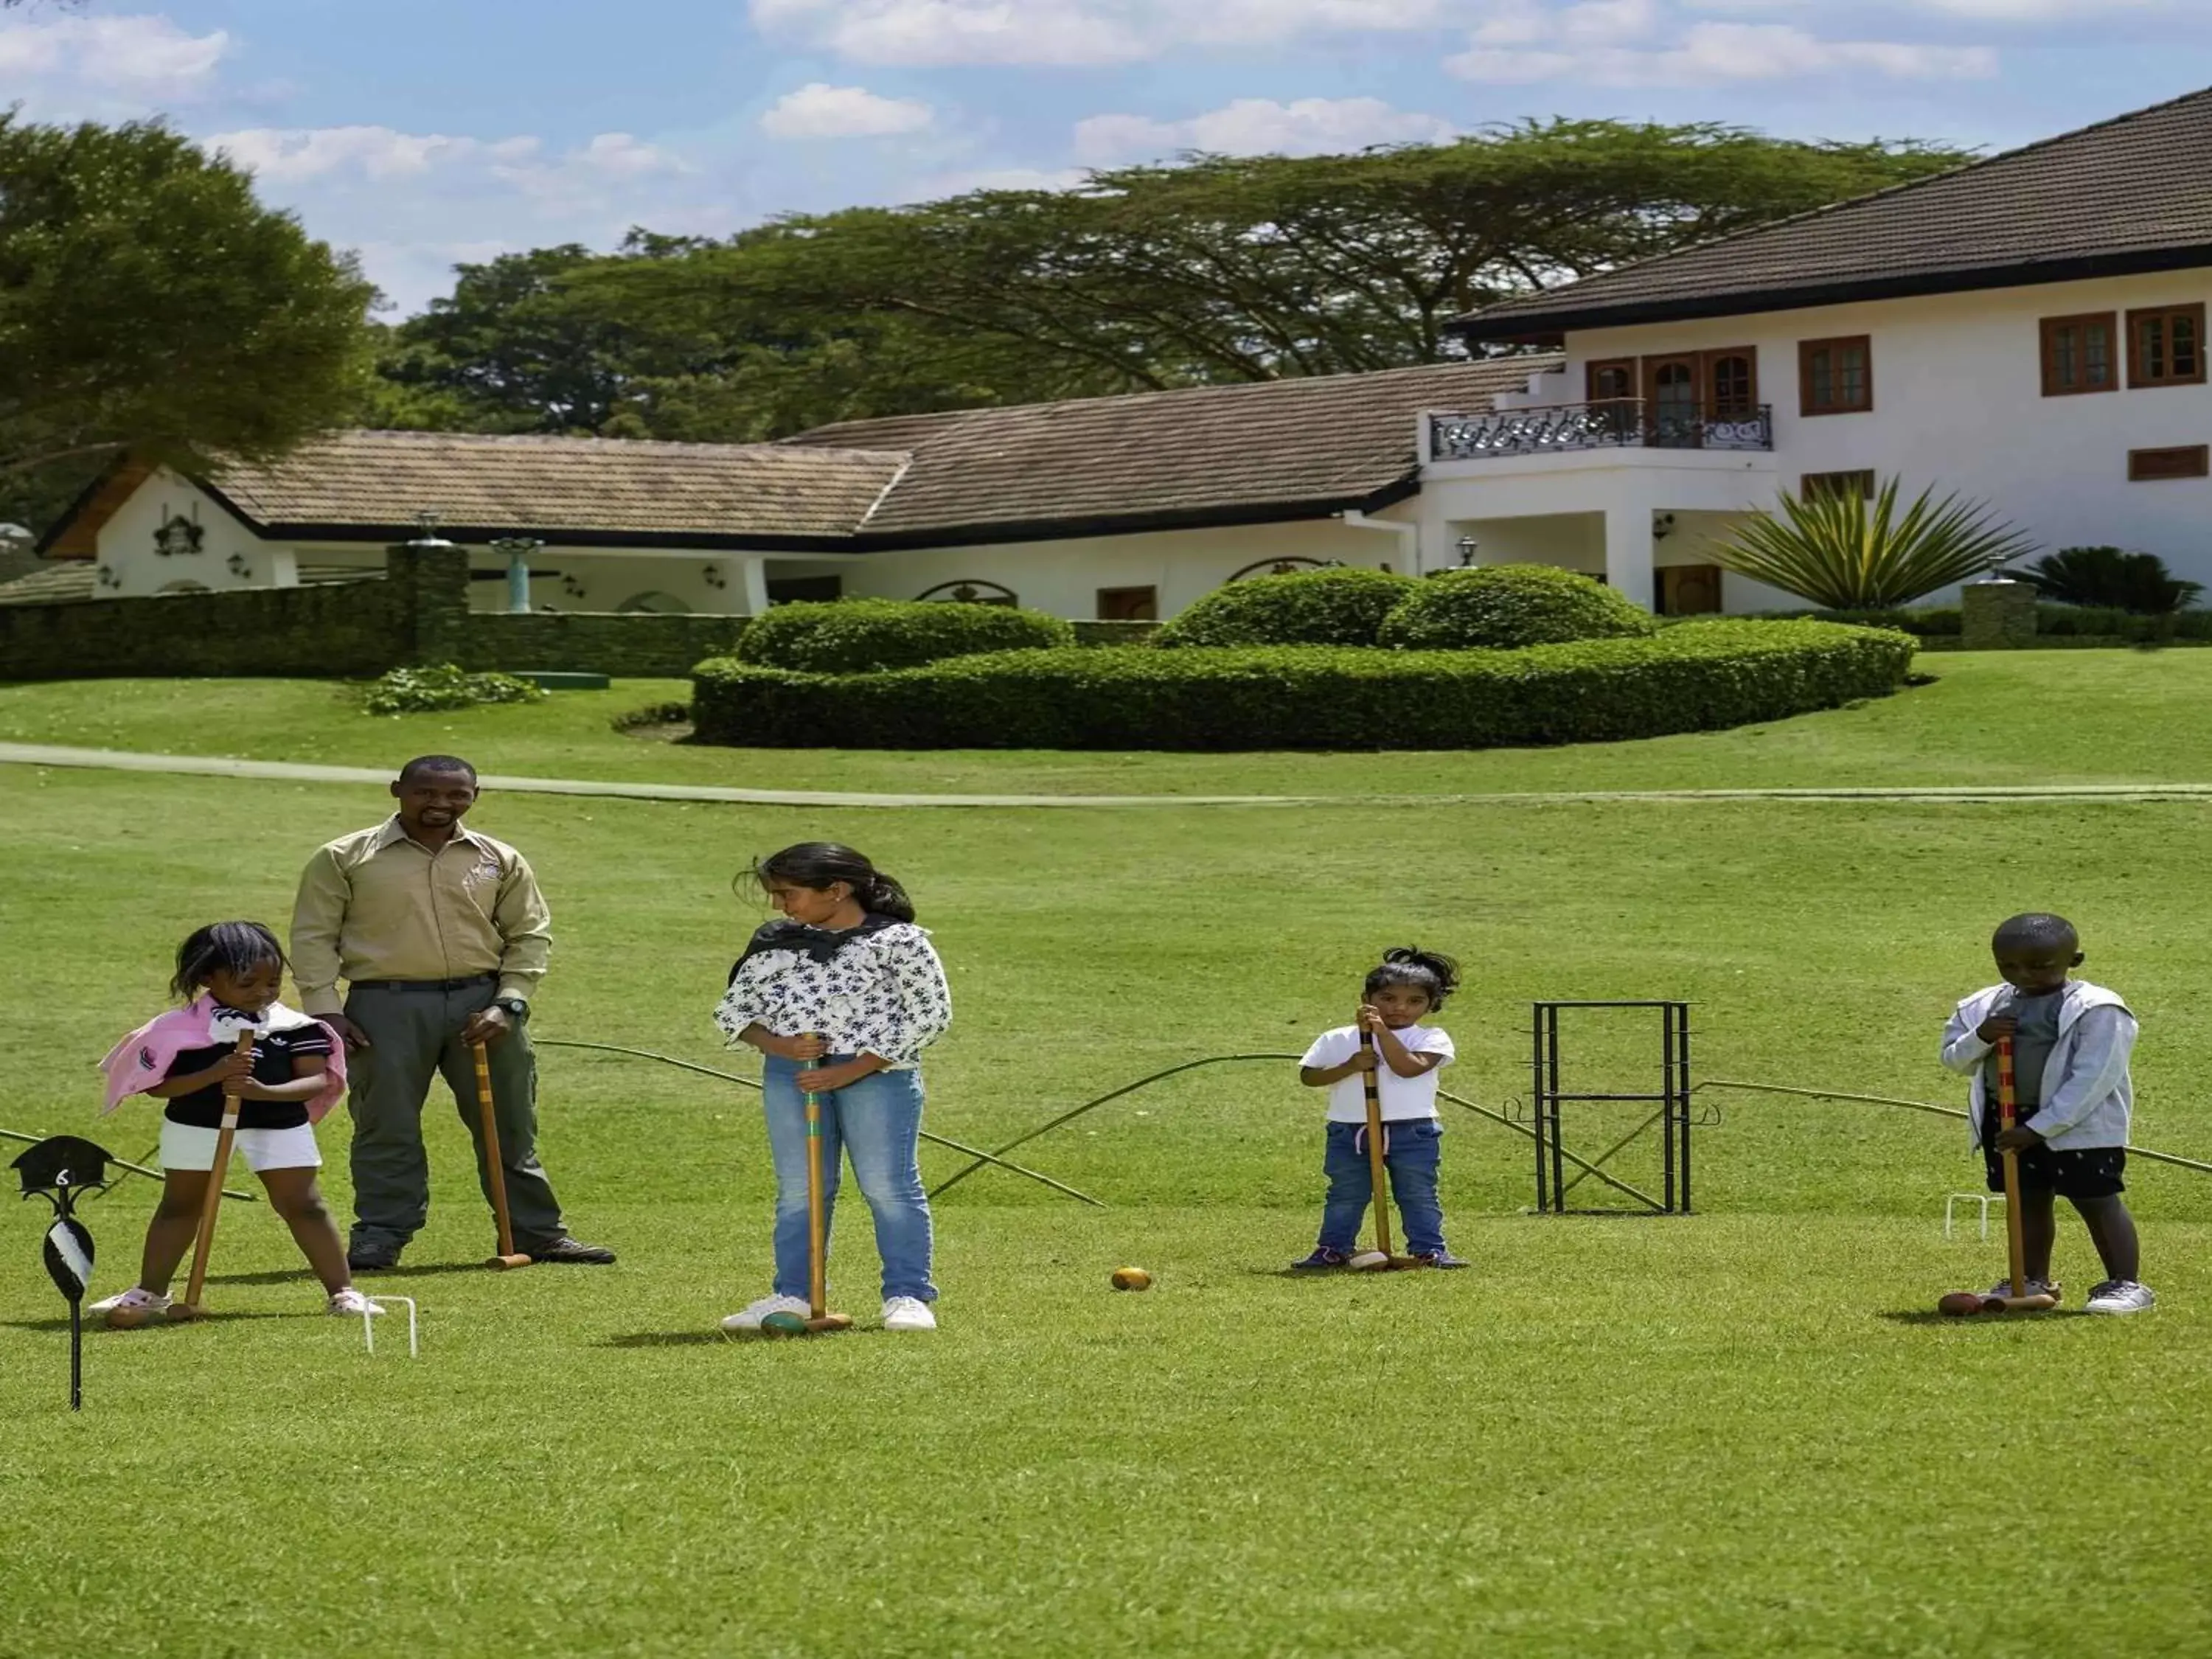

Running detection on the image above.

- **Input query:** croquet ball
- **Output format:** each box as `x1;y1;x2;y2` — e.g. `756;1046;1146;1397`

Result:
1110;1267;1152;1291
1936;1291;1985;1318
759;1311;808;1338
1348;1251;1391;1273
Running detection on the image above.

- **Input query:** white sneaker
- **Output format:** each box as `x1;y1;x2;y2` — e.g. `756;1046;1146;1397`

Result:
91;1286;171;1321
721;1294;809;1332
883;1295;937;1332
1985;1277;2060;1302
2084;1279;2156;1315
328;1288;384;1316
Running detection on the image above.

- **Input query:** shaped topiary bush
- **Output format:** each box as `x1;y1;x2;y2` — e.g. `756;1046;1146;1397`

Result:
1377;564;1659;652
360;664;545;716
734;598;1073;675
1152;566;1418;648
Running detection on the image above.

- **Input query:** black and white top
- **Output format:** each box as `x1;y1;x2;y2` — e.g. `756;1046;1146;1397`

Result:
164;1024;334;1131
714;915;952;1068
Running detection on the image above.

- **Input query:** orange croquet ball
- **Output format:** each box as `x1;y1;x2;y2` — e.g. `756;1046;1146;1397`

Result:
1110;1266;1152;1291
1936;1291;1986;1318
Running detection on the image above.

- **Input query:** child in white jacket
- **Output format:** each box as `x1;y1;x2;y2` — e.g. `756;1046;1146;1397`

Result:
1941;912;2152;1315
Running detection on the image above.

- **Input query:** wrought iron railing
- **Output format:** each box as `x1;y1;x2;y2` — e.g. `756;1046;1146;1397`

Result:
1428;400;1773;461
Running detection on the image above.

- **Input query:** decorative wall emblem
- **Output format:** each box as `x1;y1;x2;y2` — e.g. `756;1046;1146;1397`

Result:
153;511;204;558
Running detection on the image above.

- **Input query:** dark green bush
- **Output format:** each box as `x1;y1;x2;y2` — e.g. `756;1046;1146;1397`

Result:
692;621;1913;752
360;664;544;716
1377;564;1659;651
734;598;1073;674
2012;546;2204;613
1152;566;1418;648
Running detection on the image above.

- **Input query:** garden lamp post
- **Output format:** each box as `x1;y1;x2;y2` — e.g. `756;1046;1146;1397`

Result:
490;537;543;615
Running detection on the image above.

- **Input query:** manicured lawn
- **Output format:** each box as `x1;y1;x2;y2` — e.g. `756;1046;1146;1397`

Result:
3;745;2210;1655
7;647;2212;796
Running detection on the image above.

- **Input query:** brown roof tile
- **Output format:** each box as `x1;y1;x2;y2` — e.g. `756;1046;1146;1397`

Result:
1461;85;2212;340
786;358;1554;541
207;430;906;547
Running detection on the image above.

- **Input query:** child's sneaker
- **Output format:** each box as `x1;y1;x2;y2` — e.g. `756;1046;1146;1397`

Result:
91;1286;170;1322
720;1294;808;1332
1290;1248;1352;1271
2084;1279;2155;1315
327;1288;384;1317
1984;1277;2060;1302
1413;1250;1471;1270
883;1296;937;1332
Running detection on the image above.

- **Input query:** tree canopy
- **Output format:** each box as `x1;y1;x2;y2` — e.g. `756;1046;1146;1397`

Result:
0;114;375;528
374;120;1966;443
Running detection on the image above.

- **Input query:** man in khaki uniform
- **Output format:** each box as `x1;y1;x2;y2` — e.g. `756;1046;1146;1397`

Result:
291;754;613;1270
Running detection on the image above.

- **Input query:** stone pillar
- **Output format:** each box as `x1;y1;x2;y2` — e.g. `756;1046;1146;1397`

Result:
1602;504;1657;612
385;535;470;665
1961;576;2037;650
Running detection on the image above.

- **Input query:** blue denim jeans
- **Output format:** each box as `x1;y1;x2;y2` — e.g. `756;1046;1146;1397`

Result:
1318;1119;1447;1255
762;1055;937;1303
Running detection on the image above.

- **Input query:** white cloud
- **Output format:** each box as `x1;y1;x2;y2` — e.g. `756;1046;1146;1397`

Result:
0;13;230;116
1688;0;2149;15
760;83;935;140
1450;10;1998;84
1074;97;1456;164
749;0;1462;66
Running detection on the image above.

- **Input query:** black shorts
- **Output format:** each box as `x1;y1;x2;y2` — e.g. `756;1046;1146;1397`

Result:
1983;1142;2126;1199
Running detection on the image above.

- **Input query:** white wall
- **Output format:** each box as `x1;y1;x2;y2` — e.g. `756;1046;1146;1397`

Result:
95;472;298;597
1557;271;2212;594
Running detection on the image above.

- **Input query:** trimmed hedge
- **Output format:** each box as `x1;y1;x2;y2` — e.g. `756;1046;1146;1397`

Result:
1377;564;1659;651
692;620;1913;751
1752;604;2212;641
734;597;1073;674
1152;566;1418;648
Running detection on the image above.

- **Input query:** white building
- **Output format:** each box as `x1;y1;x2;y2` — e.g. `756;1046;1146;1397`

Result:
22;86;2212;623
1435;83;2212;613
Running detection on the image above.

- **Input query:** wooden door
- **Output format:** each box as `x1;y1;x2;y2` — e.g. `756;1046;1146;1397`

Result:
1098;585;1158;622
1659;564;1724;616
1643;355;1702;447
1702;348;1757;419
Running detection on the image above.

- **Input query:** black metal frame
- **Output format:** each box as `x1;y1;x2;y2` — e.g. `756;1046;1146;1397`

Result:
1530;1001;1692;1214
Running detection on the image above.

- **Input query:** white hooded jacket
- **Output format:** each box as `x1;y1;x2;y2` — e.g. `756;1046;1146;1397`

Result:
1940;979;2135;1151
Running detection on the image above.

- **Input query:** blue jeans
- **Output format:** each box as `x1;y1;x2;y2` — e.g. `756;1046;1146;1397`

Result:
1318;1119;1447;1255
762;1055;937;1303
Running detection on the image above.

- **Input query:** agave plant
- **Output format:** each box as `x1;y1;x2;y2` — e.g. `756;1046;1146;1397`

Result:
1708;479;2037;610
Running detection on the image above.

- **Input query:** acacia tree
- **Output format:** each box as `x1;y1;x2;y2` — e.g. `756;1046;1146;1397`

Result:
0;114;375;518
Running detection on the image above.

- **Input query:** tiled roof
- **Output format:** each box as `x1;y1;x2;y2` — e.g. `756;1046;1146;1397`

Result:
1461;85;2212;340
206;430;907;547
783;358;1554;541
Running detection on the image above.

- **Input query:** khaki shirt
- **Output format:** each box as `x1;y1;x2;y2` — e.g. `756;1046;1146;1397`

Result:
290;817;552;1015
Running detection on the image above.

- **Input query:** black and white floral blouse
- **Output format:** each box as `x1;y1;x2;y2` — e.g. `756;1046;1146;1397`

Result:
714;914;952;1068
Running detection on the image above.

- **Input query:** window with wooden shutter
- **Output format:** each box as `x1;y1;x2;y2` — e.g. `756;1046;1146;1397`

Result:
2041;313;2118;396
1703;349;1757;418
1798;337;1871;415
2126;305;2206;388
2128;445;2209;481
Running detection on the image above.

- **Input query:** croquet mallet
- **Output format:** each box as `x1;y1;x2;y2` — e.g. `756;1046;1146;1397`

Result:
164;1029;256;1322
473;1039;532;1270
800;1044;853;1333
1352;1026;1422;1270
1983;1034;2056;1312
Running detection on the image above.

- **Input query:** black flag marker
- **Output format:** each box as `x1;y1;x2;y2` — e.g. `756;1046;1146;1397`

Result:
13;1135;114;1412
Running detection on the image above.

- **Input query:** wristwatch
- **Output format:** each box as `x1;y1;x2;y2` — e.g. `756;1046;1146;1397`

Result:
492;996;530;1023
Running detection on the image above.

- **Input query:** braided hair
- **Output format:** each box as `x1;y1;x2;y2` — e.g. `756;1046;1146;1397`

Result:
171;921;288;1001
1363;945;1460;1012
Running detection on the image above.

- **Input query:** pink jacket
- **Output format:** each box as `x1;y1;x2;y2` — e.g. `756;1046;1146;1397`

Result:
100;995;349;1124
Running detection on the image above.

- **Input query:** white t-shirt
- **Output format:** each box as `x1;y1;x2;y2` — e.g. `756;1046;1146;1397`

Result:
1301;1023;1455;1123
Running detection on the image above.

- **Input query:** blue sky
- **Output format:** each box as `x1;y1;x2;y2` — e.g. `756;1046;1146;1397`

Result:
6;0;2210;313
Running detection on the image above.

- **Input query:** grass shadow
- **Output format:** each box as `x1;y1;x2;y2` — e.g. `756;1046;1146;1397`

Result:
600;1330;734;1349
1877;1308;2092;1326
0;1311;294;1334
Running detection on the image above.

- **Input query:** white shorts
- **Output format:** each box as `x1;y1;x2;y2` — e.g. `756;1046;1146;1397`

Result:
159;1119;323;1174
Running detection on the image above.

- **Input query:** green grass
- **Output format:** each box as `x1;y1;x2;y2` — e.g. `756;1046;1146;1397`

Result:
4;677;2212;1655
9;647;2212;796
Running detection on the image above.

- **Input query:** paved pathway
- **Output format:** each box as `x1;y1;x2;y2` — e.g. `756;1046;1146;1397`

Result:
3;741;2209;810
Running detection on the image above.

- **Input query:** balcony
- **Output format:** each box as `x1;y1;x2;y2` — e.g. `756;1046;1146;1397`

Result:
1427;400;1773;462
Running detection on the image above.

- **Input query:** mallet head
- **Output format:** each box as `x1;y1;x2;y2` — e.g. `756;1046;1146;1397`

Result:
487;1252;532;1271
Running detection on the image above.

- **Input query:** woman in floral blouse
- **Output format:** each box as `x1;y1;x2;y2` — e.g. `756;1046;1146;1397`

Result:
714;842;953;1333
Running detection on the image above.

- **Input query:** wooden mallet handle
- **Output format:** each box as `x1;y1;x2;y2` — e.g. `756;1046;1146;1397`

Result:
1995;1033;2031;1301
1360;1027;1394;1259
473;1040;529;1269
178;1030;255;1315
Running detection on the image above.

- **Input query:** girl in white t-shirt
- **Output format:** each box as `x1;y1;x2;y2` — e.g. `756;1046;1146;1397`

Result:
1293;947;1465;1270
